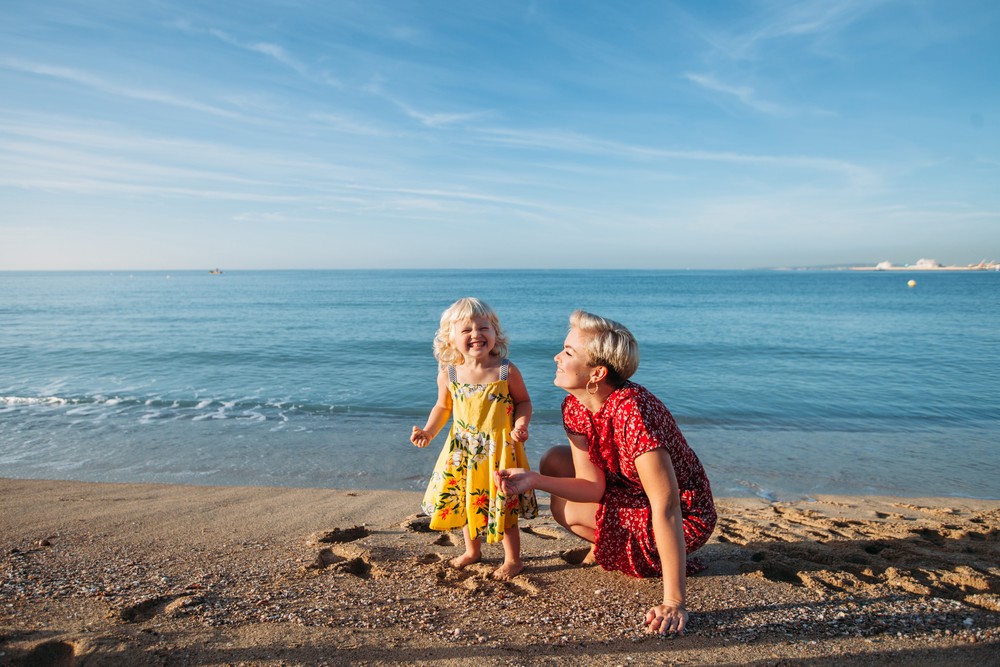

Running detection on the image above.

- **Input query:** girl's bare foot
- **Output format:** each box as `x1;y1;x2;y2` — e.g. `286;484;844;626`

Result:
449;552;480;570
491;560;524;580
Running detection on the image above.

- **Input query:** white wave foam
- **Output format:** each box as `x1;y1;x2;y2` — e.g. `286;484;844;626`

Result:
1;396;68;406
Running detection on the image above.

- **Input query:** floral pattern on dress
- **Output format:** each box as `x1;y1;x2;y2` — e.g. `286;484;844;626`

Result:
421;359;538;543
562;381;716;577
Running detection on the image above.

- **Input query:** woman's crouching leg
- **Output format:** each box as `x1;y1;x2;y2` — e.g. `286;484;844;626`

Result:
541;445;599;544
682;500;717;555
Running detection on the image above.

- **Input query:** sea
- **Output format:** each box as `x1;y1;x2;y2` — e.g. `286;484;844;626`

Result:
1;269;997;501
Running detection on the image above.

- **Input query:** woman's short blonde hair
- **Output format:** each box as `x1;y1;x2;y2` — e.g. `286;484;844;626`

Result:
569;310;639;386
433;297;509;366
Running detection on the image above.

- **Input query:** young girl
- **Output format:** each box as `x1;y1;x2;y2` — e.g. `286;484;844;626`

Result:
411;297;538;579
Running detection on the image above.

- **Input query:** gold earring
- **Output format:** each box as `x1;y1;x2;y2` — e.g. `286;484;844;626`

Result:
586;379;599;395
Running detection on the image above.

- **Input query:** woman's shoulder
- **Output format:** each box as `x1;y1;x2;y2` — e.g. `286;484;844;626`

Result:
608;381;646;406
561;393;589;420
609;382;669;416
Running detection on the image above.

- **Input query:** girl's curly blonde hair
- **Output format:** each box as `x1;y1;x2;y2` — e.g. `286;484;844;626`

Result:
433;297;509;367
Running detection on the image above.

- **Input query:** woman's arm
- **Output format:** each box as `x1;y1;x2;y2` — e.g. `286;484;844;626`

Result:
634;448;688;635
506;362;532;442
410;370;453;448
496;434;605;503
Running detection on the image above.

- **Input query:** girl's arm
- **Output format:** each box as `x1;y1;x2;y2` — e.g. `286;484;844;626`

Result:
634;448;688;635
506;362;532;442
410;370;453;448
496;435;605;503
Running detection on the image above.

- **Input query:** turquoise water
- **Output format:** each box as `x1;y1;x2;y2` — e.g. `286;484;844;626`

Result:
1;269;997;499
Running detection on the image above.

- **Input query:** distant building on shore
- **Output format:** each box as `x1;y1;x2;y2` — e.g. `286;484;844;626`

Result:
866;258;998;271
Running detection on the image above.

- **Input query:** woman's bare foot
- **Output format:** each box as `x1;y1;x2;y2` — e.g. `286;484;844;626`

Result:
448;551;481;570
581;545;597;565
491;560;525;580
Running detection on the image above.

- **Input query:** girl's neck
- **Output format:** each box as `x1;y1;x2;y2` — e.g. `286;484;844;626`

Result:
453;355;501;383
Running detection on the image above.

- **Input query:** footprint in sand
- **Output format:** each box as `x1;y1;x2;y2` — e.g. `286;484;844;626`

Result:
559;547;595;566
416;553;445;565
434;561;541;596
118;594;202;623
401;514;432;532
433;532;458;546
309;547;374;578
21;640;76;667
733;507;1000;612
308;525;370;545
522;525;562;540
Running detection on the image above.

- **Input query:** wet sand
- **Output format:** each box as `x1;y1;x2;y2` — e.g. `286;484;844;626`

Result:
1;478;997;666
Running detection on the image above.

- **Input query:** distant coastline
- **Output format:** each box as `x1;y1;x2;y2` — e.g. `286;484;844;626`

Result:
849;258;1000;272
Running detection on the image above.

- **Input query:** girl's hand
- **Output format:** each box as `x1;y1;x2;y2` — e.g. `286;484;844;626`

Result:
644;602;688;635
495;468;534;495
410;426;432;448
511;424;529;442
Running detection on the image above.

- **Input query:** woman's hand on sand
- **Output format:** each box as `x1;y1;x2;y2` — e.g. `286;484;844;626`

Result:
410;426;432;448
495;468;534;495
511;424;529;443
644;602;687;635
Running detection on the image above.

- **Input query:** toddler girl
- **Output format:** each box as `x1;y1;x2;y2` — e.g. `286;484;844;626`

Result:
411;297;538;579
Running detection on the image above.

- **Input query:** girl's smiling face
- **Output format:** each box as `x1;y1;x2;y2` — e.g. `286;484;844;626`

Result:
453;316;497;361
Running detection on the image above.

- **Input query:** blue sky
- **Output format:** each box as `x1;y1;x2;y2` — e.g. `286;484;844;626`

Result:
1;1;997;270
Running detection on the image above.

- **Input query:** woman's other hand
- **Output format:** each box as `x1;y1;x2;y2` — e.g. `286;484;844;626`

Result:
644;602;687;635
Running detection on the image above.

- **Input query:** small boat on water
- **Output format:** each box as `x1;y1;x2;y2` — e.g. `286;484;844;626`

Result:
209;268;223;275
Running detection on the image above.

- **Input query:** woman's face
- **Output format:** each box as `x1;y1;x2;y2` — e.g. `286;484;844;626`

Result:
554;326;595;391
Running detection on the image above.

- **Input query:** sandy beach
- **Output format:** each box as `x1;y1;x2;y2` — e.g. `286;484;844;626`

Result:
1;479;997;666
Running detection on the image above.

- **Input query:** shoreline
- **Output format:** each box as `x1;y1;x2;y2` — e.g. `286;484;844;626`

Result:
1;478;998;665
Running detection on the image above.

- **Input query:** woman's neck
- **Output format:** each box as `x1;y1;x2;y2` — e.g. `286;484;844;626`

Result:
570;383;616;414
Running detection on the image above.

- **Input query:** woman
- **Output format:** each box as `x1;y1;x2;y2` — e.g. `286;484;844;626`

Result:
497;310;716;635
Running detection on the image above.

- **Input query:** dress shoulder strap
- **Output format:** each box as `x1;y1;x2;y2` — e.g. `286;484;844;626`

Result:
447;364;457;383
499;358;509;381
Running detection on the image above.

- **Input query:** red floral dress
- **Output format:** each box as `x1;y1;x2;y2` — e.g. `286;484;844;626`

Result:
562;382;716;578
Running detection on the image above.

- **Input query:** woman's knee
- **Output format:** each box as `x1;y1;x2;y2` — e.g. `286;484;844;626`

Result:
539;445;574;477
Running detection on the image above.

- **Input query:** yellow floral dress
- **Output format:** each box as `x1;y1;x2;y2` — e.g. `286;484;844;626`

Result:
421;359;538;543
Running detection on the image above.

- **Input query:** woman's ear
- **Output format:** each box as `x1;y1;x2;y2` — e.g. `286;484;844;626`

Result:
591;366;608;383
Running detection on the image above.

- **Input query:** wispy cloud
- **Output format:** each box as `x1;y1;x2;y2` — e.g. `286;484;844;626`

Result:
308;112;386;137
394;102;489;128
712;0;887;60
477;127;878;187
683;72;789;116
362;80;489;128
0;57;242;119
204;28;342;88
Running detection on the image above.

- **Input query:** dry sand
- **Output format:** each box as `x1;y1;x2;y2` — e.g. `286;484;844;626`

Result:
1;478;997;666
